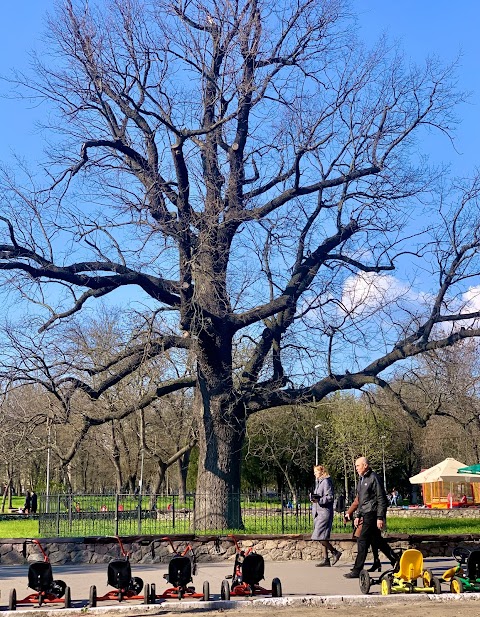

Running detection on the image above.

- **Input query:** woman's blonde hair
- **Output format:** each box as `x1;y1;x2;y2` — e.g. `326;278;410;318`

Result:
313;464;329;478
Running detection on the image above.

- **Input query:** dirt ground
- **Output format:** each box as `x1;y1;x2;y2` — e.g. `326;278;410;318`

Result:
164;602;480;617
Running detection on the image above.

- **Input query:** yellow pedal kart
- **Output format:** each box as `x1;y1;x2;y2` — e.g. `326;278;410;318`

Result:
378;549;441;595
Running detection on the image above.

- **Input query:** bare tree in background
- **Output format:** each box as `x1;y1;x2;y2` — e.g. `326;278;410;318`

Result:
246;405;317;502
378;341;480;466
0;310;197;494
0;386;47;511
2;0;480;527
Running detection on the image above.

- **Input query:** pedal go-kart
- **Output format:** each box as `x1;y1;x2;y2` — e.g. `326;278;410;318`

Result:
8;539;72;610
442;546;480;593
89;536;150;606
358;548;402;595
149;537;210;601
220;535;282;600
360;548;441;596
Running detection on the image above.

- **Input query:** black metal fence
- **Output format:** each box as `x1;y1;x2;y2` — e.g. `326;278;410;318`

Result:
37;492;350;538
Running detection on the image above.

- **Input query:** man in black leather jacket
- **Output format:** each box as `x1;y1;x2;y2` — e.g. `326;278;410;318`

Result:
344;456;396;578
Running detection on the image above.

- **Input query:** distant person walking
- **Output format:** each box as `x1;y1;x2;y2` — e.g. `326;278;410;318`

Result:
311;465;342;567
30;491;38;514
23;490;31;515
334;491;345;513
344;457;395;578
389;489;398;506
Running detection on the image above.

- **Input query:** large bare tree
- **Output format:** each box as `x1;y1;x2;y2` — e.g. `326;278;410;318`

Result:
2;0;480;527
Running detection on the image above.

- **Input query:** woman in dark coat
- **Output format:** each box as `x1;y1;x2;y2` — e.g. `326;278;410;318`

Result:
30;491;38;514
23;490;31;514
311;465;342;567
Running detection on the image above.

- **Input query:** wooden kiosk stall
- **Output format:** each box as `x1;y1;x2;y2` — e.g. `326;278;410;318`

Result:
410;458;480;508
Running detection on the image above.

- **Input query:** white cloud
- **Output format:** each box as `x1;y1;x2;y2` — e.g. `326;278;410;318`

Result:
340;272;417;316
462;286;480;313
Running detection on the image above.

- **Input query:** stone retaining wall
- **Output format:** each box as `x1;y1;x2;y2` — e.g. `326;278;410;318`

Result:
390;507;480;518
1;533;479;566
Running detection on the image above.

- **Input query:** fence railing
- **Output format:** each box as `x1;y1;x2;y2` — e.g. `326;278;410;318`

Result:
37;492;350;537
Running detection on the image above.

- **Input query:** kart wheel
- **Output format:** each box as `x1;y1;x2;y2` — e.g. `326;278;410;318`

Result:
38;593;44;607
64;586;72;608
272;577;282;597
381;575;392;596
8;588;17;611
432;576;441;594
178;588;184;600
423;569;433;587
89;585;97;608
52;579;67;598
450;576;464;594
150;583;156;604
203;581;210;601
221;579;231;601
143;583;150;604
131;576;144;595
359;570;371;595
118;590;123;602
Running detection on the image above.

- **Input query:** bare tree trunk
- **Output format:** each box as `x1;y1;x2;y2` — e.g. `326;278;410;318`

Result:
148;464;167;509
1;471;12;513
194;388;245;529
62;464;72;492
127;475;136;494
110;421;123;492
82;453;89;493
178;450;191;503
8;478;13;509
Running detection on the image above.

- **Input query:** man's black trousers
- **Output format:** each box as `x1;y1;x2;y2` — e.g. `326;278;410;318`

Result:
352;512;394;573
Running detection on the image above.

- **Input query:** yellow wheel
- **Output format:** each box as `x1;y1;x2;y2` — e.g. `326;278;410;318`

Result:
423;569;433;587
381;576;392;595
450;577;464;594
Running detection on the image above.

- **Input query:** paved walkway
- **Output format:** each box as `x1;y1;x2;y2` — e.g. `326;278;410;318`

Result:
0;554;460;611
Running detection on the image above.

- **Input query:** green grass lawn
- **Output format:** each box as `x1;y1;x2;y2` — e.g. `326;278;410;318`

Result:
0;519;39;538
1;496;27;512
1;514;480;539
386;516;480;535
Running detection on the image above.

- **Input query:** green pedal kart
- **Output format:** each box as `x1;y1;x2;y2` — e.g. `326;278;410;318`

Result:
442;546;480;593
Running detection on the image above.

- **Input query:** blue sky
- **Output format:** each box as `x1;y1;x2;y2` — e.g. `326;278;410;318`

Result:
0;1;51;161
0;1;478;173
356;1;480;176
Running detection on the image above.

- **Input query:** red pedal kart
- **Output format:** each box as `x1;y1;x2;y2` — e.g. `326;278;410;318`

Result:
89;536;150;607
8;539;71;610
220;535;282;600
149;537;210;602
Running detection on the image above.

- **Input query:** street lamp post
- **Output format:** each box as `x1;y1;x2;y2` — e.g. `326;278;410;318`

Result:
46;418;51;514
381;435;387;491
139;448;144;495
314;424;322;465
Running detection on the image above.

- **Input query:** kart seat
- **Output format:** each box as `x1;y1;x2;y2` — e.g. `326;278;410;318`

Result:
394;549;424;582
28;561;54;592
108;559;132;589
242;553;265;587
467;550;480;581
167;555;192;588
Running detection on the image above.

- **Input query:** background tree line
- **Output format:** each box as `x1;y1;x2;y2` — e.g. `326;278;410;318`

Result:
2;334;479;510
